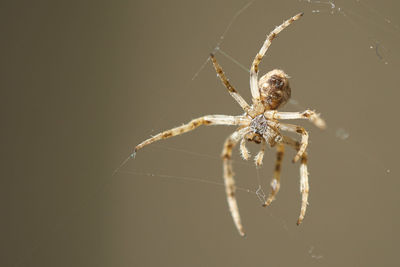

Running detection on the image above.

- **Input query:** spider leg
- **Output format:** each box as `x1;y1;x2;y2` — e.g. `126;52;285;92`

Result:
134;115;250;155
297;153;309;225
264;143;284;206
275;122;308;163
222;127;250;236
210;54;251;113
250;13;303;102
264;110;326;129
281;136;309;225
254;139;266;167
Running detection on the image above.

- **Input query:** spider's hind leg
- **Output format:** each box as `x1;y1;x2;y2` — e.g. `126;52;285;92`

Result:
250;12;303;102
210;54;251;113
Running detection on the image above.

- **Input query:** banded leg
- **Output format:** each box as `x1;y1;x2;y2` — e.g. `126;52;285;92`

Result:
298;154;309;225
134;115;250;155
222;127;250;236
264;143;285;206
210;54;251;113
276;122;308;163
264;110;326;129
250;13;303;101
282;136;309;225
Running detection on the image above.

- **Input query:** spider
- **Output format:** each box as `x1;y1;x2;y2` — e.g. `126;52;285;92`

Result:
133;12;326;236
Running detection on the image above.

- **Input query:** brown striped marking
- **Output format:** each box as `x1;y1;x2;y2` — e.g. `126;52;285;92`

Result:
296;127;305;134
162;132;173;138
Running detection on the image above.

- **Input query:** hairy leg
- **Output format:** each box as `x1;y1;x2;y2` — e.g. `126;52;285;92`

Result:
264;110;326;129
282;136;309;225
275;122;308;163
210;54;250;113
134;115;250;155
250;13;303;102
264;143;285;206
222;127;250;236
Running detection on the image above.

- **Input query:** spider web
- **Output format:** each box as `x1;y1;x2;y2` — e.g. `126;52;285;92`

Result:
13;1;398;266
304;0;399;61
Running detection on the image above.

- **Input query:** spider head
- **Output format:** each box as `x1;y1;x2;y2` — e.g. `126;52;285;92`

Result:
258;69;291;110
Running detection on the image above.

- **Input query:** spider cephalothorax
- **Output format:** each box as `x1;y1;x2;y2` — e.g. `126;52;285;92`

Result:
132;13;326;236
250;114;282;146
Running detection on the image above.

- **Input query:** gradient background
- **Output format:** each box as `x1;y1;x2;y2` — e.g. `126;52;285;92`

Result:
3;0;400;266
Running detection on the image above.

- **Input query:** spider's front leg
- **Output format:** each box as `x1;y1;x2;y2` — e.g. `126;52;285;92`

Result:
134;115;250;155
282;136;309;225
222;127;250;236
297;153;309;225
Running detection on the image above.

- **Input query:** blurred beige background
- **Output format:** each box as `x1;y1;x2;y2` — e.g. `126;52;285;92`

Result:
2;0;400;266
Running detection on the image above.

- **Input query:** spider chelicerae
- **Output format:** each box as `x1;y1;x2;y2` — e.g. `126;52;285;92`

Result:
133;12;326;236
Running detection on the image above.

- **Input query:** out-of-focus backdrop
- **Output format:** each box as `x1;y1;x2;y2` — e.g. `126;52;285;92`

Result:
3;0;399;266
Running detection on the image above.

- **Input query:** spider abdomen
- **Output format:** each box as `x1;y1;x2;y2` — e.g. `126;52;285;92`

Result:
259;69;291;110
